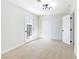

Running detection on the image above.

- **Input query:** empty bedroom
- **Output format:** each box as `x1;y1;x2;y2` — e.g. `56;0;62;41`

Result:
1;0;77;59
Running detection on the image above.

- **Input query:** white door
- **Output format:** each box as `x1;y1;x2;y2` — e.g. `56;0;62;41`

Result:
62;15;70;45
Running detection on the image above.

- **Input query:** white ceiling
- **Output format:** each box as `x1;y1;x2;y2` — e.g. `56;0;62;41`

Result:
8;0;74;15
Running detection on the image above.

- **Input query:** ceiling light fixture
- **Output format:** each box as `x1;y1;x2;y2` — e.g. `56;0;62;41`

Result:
37;0;56;10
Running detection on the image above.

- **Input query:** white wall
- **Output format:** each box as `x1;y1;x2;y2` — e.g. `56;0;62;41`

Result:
32;16;39;39
1;0;39;54
39;15;62;40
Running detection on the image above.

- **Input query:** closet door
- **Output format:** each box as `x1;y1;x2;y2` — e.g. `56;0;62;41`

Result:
62;15;70;45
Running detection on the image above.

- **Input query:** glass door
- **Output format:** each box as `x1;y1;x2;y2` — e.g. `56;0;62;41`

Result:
24;16;33;42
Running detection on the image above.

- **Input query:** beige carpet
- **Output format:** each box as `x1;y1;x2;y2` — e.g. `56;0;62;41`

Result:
2;39;76;59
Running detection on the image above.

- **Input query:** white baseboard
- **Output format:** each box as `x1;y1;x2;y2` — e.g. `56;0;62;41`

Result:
40;37;62;40
1;42;25;55
1;38;39;55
